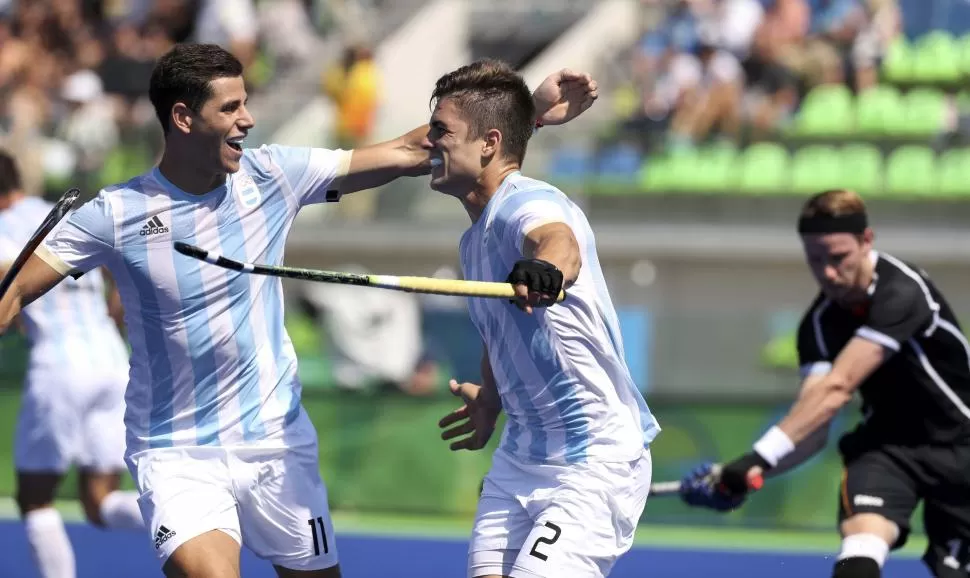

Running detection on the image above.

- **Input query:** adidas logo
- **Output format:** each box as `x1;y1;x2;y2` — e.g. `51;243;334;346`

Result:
140;216;169;236
154;525;176;549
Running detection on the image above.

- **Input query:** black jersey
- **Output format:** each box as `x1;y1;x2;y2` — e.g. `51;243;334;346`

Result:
797;251;970;445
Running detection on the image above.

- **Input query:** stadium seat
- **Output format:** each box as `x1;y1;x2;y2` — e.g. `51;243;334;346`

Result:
884;146;937;197
595;144;642;181
737;143;790;195
855;85;905;137
882;37;914;84
791;84;854;138
790;146;843;194
839;144;883;196
913;31;962;84
684;145;738;193
936;148;970;197
902;88;949;137
546;147;593;182
638;156;673;194
960;33;970;78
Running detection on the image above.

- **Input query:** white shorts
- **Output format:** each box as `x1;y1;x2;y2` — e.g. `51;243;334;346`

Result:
128;440;338;572
15;368;127;473
468;448;652;578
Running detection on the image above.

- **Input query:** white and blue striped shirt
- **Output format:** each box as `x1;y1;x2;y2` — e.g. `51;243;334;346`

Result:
460;172;660;465
38;145;351;454
0;197;128;377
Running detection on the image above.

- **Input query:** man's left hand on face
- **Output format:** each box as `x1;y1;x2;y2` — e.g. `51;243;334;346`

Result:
533;69;599;126
507;259;563;314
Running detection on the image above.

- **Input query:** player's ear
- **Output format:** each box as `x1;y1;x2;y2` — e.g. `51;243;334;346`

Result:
171;102;194;135
481;128;501;158
861;227;875;247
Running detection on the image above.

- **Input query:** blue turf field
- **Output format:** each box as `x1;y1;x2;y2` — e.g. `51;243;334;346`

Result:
0;520;931;578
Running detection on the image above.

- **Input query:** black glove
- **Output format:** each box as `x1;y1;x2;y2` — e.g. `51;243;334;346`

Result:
506;259;564;307
718;452;771;496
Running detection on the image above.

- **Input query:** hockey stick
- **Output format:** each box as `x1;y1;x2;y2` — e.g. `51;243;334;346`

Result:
174;242;568;302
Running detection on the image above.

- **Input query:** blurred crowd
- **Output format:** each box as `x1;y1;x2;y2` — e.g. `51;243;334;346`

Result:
0;0;323;198
619;0;902;151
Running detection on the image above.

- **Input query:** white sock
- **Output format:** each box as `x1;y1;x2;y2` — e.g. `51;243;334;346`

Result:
837;533;890;567
24;508;76;578
99;490;145;530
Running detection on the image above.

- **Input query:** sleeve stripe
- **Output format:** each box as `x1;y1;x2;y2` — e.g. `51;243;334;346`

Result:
856;326;901;351
35;245;75;276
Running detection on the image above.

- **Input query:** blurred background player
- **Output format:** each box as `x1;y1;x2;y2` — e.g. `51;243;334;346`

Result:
0;149;143;578
0;41;599;578
431;59;659;578
680;189;970;578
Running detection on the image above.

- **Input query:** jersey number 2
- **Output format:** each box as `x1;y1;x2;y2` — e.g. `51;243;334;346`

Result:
529;522;562;561
308;516;329;556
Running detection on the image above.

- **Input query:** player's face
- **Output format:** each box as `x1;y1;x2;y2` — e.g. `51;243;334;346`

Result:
426;98;485;195
801;231;874;303
187;76;254;175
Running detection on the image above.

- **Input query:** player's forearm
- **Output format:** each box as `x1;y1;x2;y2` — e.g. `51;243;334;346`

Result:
528;230;581;287
0;283;23;335
777;375;853;444
338;125;430;194
762;424;829;478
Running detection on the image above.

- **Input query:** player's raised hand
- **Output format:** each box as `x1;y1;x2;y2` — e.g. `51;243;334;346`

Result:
507;259;563;314
533;68;599;126
438;379;499;451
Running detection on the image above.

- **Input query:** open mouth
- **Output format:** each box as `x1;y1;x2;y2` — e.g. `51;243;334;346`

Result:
226;137;244;152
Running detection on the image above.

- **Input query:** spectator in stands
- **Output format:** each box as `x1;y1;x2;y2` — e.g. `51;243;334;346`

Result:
851;0;900;90
56;69;120;189
322;42;382;149
193;0;260;72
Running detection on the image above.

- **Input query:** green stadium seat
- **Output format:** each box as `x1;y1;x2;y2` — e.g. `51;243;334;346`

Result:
791;84;854;138
737;143;790;195
687;145;738;193
790;145;843;194
902;88;949;137
884;146;937;197
839;144;883;196
913;31;962;84
936;148;970;197
882;37;914;84
638;156;672;194
856;85;905;137
960;33;970;78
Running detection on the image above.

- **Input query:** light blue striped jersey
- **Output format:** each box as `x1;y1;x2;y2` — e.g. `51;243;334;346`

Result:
0;197;128;376
459;172;660;465
38;145;351;454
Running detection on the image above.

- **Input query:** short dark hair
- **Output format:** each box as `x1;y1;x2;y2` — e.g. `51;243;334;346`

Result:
149;43;244;133
0;149;23;197
801;189;867;219
430;59;536;164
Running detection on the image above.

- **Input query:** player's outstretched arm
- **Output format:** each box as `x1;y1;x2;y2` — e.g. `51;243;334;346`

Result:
717;338;888;494
0;255;66;334
336;69;599;196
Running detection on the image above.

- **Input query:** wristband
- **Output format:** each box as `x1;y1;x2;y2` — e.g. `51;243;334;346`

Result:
752;426;795;467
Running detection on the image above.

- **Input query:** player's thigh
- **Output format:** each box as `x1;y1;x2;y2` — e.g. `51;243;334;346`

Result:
163;529;242;578
77;374;127;474
15;378;78;474
838;449;919;549
236;448;340;573
468;453;540;578
512;451;652;578
920;445;970;577
130;448;242;571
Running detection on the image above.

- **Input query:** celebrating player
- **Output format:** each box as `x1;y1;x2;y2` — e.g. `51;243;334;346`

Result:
432;59;660;578
0;43;599;578
680;189;970;578
0;151;144;578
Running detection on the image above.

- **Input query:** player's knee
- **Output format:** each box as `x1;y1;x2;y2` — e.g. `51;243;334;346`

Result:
15;489;55;516
832;556;881;578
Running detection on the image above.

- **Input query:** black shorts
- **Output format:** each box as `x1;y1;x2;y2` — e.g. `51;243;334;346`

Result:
838;435;970;576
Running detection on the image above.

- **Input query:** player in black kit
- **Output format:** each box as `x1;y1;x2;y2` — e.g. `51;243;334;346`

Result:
679;189;970;578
